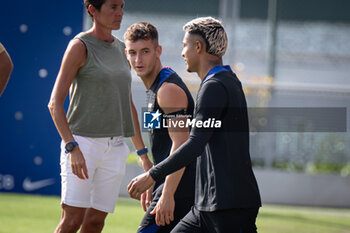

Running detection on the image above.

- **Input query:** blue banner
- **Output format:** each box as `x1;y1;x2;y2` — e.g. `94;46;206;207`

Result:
0;1;83;195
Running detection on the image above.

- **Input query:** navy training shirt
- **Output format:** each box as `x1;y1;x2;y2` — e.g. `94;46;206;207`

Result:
146;67;196;199
149;66;262;211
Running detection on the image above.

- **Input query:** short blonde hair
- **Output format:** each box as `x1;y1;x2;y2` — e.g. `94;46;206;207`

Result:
183;17;228;57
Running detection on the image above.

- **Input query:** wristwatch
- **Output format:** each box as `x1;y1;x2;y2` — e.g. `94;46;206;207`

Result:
136;147;148;156
65;141;79;154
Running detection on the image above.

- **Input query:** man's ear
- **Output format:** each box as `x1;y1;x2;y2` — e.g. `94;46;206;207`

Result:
156;45;162;58
195;41;204;54
88;4;96;17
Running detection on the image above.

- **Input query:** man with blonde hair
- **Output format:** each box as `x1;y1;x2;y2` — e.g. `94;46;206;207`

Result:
128;17;261;233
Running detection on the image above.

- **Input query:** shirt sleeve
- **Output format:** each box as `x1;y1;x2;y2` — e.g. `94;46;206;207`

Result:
149;79;228;181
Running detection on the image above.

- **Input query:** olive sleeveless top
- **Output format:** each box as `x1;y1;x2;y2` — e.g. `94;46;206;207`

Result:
66;32;134;137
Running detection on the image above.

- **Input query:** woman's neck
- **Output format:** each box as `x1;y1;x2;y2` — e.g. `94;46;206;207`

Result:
88;24;114;43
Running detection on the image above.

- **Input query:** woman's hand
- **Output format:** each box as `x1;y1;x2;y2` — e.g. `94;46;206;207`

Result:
69;146;88;179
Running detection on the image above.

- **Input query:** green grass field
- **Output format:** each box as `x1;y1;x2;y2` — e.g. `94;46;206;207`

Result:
1;193;350;233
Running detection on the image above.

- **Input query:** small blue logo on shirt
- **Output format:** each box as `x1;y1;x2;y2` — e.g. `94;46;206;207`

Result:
143;110;162;129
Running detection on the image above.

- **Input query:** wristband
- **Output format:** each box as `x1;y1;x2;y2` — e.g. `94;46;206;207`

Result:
136;147;148;156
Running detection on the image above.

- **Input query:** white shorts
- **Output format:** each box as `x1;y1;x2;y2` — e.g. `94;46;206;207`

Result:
60;135;130;213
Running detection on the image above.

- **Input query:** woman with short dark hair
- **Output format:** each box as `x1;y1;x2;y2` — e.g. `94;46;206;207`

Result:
48;0;150;232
